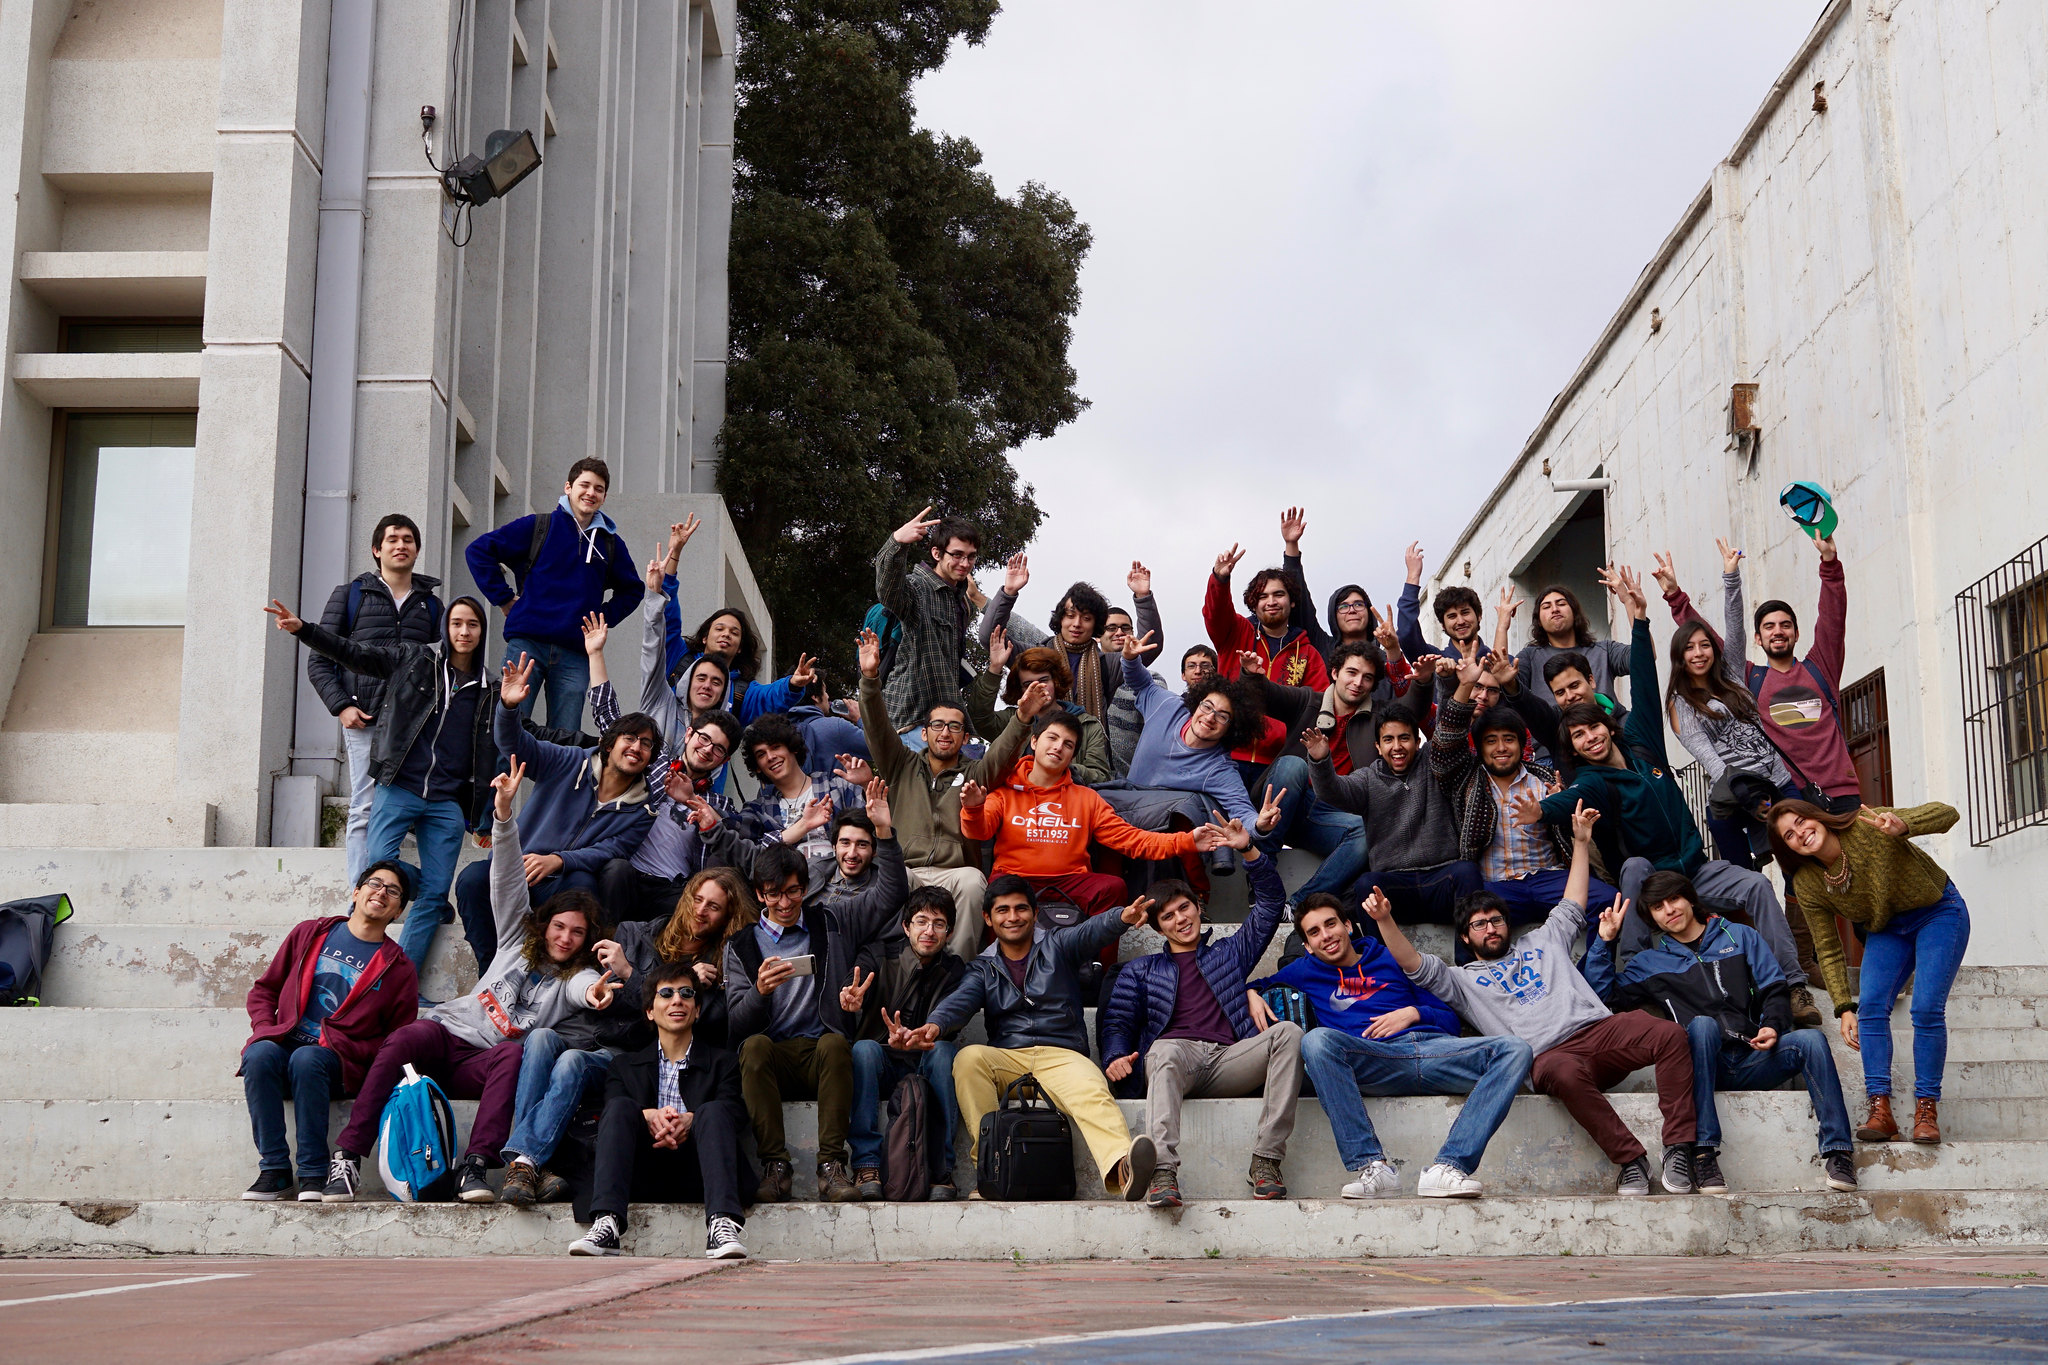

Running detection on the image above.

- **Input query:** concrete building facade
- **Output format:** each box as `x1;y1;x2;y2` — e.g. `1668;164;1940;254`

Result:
1430;0;2048;961
0;0;761;851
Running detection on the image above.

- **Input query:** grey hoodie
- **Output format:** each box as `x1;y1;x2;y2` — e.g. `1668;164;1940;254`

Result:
1306;746;1462;873
1405;896;1609;1054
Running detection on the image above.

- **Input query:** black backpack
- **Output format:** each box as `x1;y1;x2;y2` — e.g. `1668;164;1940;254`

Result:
975;1074;1076;1201
882;1072;948;1201
0;894;71;1005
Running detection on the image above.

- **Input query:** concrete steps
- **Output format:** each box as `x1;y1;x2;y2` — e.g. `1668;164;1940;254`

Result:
8;1190;2048;1261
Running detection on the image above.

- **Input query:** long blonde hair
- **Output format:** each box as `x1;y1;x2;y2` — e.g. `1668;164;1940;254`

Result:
654;866;756;961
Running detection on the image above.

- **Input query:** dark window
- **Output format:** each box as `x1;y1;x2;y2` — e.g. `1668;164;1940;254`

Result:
1841;668;1893;806
1956;537;2048;845
61;321;202;353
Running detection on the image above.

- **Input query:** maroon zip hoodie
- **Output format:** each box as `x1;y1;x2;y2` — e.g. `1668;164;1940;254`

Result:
242;915;419;1095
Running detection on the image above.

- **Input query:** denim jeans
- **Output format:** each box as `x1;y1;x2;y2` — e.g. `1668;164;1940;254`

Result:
503;636;591;732
848;1038;960;1174
342;724;376;885
366;784;468;976
1684;1016;1853;1153
502;1027;616;1168
1299;1027;1533;1175
242;1037;343;1180
1260;756;1369;901
1486;866;1617;924
1356;862;1485;927
1858;881;1972;1100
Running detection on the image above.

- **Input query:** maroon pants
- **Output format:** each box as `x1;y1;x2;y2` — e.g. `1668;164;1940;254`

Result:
335;1019;524;1162
1529;1012;1695;1164
1027;871;1131;967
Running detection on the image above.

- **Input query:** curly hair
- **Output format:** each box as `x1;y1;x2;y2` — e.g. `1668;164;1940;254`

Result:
1002;646;1073;704
1240;566;1301;617
654;866;756;961
597;712;662;771
1432;585;1483;629
1048;581;1111;640
1182;674;1266;751
520;889;606;978
740;713;807;778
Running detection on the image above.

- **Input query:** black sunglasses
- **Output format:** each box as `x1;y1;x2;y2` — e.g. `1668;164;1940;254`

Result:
654;985;697;1001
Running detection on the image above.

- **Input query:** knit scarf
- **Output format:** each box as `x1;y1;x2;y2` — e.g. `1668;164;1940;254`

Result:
1071;644;1107;722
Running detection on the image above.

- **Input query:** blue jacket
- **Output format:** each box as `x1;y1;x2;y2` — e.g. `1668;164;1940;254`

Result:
492;699;654;875
1251;935;1462;1040
1584;915;1793;1039
466;501;644;652
1100;854;1286;1060
927;912;1128;1053
667;649;803;727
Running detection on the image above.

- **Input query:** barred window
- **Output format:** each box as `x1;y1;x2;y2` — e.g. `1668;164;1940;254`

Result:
1957;537;2048;845
1841;668;1893;807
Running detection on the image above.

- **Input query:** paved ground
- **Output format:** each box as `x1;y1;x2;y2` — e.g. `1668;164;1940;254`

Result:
2;1249;2044;1364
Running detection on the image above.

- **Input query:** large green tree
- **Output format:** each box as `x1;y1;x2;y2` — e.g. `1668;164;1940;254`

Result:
718;1;1090;673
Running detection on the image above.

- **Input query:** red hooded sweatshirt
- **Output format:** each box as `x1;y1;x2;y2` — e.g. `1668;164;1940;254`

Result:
242;915;419;1095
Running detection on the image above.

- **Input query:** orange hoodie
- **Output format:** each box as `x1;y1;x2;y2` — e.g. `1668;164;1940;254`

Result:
960;757;1197;879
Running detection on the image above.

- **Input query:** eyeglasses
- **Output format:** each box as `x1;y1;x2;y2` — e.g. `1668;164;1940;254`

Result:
1336;600;1369;613
758;885;803;904
925;719;966;734
907;914;951;933
654;985;697;1000
1102;622;1133;636
1193;701;1233;722
690;732;731;760
939;549;978;563
360;879;405;900
615;734;655;751
1464;914;1507;931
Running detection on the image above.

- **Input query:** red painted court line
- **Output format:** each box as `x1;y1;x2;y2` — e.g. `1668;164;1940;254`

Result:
242;1259;737;1365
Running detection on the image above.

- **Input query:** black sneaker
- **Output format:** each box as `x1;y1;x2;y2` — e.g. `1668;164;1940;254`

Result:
705;1215;748;1260
243;1170;294;1201
1616;1156;1652;1196
296;1180;325;1202
1691;1147;1728;1194
1824;1150;1859;1192
1145;1168;1183;1209
456;1154;495;1203
1121;1136;1158;1203
321;1153;361;1203
569;1213;623;1256
536;1168;570;1203
1661;1146;1695;1194
928;1182;958;1202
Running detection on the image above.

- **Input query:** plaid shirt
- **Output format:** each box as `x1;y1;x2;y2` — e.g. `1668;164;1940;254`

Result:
874;537;973;731
1482;767;1559;881
739;770;866;860
1431;693;1573;870
655;1042;692;1113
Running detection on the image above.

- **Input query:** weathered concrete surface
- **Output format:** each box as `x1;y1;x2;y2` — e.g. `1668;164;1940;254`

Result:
5;1190;2046;1261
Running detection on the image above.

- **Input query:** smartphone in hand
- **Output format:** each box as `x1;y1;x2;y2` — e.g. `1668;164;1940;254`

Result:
784;954;816;977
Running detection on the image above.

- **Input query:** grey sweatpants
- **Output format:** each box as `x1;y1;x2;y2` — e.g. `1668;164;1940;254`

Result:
1144;1023;1304;1170
1618;857;1807;985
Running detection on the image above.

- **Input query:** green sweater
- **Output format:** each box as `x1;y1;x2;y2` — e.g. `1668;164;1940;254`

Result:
1790;802;1959;1010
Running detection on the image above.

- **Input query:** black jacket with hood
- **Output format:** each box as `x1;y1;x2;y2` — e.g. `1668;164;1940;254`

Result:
306;571;444;719
1284;553;1396;703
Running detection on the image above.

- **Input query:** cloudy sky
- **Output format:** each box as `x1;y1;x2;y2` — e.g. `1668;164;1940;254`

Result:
915;0;1825;658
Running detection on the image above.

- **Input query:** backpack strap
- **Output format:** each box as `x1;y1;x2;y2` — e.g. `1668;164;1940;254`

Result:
344;579;364;634
526;512;550;572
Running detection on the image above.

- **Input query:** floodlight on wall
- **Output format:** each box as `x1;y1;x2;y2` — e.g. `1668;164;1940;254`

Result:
446;129;542;206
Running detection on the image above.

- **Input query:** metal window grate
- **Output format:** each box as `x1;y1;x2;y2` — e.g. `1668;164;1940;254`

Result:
1675;761;1713;841
1956;536;2048;845
1841;667;1893;807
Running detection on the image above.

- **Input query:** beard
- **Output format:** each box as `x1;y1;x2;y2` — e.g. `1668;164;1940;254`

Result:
1465;935;1512;961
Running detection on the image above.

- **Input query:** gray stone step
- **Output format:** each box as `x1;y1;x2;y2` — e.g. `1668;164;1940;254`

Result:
7;1091;2038;1205
8;1188;2047;1261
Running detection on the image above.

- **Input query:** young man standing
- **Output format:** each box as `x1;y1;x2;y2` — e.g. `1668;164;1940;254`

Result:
239;862;419;1199
900;877;1158;1199
466;458;644;730
1205;545;1329;690
568;963;754;1259
1390;802;1702;1196
1532;565;1820;1027
1585;871;1857;1196
874;505;980;732
1101;809;1300;1208
721;783;906;1205
1394;543;1484;678
842;886;969;1199
308;514;444;883
858;626;1038;960
1252;890;1532;1200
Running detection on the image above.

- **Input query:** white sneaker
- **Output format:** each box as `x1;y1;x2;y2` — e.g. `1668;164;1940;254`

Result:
1417;1162;1483;1199
1341;1158;1402;1199
569;1213;623;1257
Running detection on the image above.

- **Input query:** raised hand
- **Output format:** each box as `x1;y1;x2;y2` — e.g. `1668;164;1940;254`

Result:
1597;901;1628;942
796;796;834;837
1598;563;1646;619
596;939;632;980
893;505;940;546
1715;537;1743;575
959;779;986;810
677;790;722;832
665;515;702;570
833;753;874;787
1299;726;1331;763
581;611;608;656
856;627;883;681
644;552;668;595
1497;585;1525;623
1404;541;1426;585
1361;888;1394;927
1003;551;1030;595
1858;808;1908;838
1815;533;1838;563
1016;678;1054;723
1236;648;1266;678
1410;653;1440;682
1120;896;1156;927
1105;1052;1140;1083
1481;649;1517;688
863;776;892;836
263;599;305;634
500;653;536;709
1650;551;1680;597
1127;560;1152;598
1509;784;1547;829
1280;506;1308;551
1372;605;1400;652
838;966;874;1015
789;653;818;690
1452;642;1487;690
586;969;620;1010
1206;808;1253;852
1122;629;1157;663
492;754;528;821
1214;544;1246;580
986;623;1014;675
1570;798;1600;843
1255;784;1285;835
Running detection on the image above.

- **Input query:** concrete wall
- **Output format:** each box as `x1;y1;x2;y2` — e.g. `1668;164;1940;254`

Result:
0;0;754;846
1430;0;2048;961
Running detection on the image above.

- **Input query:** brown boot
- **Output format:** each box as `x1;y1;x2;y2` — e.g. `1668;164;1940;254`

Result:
1911;1098;1941;1144
1856;1094;1900;1142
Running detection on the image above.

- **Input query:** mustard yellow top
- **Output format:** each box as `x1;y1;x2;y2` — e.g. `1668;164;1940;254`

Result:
1790;802;1958;1011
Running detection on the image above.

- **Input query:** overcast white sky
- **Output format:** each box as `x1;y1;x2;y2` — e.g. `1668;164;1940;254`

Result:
915;0;1825;659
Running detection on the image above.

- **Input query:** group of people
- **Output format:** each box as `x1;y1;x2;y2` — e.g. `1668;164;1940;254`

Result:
237;474;1973;1258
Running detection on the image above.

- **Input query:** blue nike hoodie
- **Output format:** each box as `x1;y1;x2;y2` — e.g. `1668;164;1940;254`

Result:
466;498;644;652
1251;936;1462;1040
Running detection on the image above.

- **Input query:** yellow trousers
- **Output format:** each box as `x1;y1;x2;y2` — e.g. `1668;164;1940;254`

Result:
953;1044;1134;1193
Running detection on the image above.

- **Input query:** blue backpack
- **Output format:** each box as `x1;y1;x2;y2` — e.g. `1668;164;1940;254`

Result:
863;602;904;679
378;1064;459;1202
